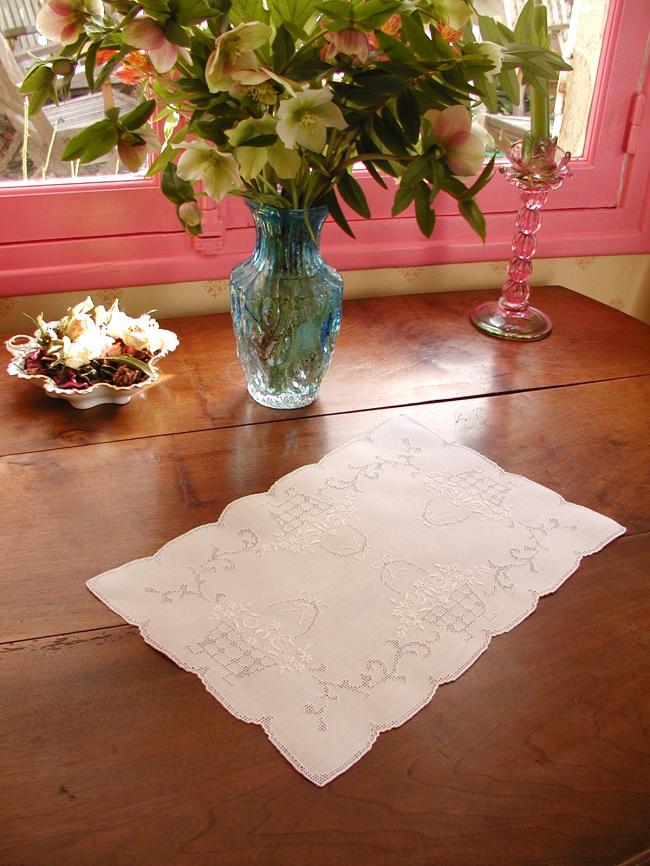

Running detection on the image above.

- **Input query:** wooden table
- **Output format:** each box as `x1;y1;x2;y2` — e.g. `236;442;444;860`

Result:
2;287;650;866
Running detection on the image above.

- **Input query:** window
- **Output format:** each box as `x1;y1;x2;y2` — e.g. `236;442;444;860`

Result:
0;0;647;297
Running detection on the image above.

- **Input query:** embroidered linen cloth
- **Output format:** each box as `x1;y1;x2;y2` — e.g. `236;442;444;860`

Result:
87;415;625;785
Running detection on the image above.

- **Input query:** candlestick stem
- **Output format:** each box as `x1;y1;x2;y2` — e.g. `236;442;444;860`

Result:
469;138;572;341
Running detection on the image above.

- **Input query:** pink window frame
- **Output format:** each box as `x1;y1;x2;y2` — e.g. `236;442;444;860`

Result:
0;0;648;297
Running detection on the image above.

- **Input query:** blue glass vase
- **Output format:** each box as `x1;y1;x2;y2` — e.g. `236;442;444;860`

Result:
230;201;343;409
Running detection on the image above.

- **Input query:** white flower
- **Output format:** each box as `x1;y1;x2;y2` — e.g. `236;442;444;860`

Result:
106;309;178;354
147;327;179;354
277;87;347;152
205;21;271;93
478;41;503;79
176;143;241;201
226;115;277;180
61;327;113;369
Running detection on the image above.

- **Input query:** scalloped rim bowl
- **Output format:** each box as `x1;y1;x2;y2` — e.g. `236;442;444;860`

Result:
5;334;172;410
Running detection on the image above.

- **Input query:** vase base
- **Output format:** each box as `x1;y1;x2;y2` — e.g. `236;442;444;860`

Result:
469;301;552;341
247;384;318;410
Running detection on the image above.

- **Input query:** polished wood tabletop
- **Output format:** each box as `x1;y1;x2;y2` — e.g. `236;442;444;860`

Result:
2;286;649;866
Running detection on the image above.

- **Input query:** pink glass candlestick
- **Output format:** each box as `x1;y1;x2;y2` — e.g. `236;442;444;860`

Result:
470;137;572;341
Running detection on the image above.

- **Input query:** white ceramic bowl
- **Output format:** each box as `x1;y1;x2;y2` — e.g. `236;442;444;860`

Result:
5;334;173;410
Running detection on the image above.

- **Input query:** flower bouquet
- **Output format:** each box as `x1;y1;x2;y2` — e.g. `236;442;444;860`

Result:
22;0;569;406
5;297;179;409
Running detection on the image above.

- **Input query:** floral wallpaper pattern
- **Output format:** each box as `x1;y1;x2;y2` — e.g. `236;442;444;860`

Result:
1;255;648;334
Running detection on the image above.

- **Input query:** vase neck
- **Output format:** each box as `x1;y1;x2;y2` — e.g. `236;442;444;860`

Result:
246;201;328;275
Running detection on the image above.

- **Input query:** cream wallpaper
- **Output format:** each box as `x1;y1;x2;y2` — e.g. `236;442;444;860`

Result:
1;254;648;335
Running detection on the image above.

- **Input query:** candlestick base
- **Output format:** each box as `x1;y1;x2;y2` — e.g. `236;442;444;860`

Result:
470;299;552;341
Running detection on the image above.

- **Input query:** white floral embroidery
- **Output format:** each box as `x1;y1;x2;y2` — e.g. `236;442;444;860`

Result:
88;415;624;786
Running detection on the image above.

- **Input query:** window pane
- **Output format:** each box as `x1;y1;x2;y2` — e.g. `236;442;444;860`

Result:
0;4;144;183
479;0;611;159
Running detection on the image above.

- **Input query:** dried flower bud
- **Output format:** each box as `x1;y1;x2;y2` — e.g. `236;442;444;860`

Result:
52;58;75;76
178;201;202;227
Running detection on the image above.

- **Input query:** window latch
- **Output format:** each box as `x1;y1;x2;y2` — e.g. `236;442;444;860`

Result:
625;91;646;155
191;200;225;255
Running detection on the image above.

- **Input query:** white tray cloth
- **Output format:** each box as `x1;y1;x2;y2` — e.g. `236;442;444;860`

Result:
87;415;625;785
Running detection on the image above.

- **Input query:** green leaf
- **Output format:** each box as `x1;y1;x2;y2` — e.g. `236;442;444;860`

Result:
496;21;515;42
396;89;420;144
458;198;486;241
61;119;116;161
323;188;355;238
84;41;99;91
391;184;415;216
28;87;53;116
499;68;520;105
269;0;313;32
315;0;351;22
352;0;402;28
272;23;295;72
473;73;498;113
161;162;196;205
462;154;496;199
362;160;388;189
400;12;433;59
120;99;157;131
230;0;269;24
94;47;130;91
375;30;412;63
146;146;176;176
513;0;534;42
164;20;191;46
19;64;54;94
109;355;155;376
399;155;429;188
237;133;277;147
337;171;371;219
141;0;171;20
413;181;434;237
78;125;119;164
477;15;504;45
373;109;409;156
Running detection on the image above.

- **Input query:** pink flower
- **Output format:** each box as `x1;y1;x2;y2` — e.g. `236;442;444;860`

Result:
321;29;370;66
178;201;202;227
424;105;486;176
123;17;181;74
117;127;159;172
36;0;103;46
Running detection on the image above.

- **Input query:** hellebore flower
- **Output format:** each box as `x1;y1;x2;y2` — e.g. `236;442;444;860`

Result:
123;17;182;74
176;142;241;201
178;201;202;227
36;0;103;45
205;22;272;93
117;126;159;172
226;115;276;180
477;41;503;79
226;115;301;180
424;105;486;176
321;29;370;66
277;87;347;153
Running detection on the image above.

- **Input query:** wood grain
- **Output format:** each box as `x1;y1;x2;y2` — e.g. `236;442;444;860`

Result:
1;375;649;644
2;533;649;866
2;287;649;457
